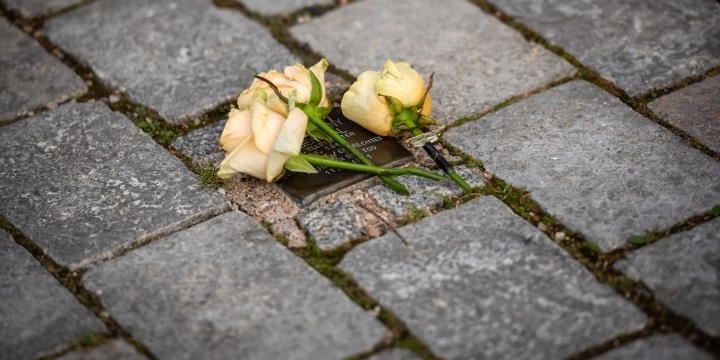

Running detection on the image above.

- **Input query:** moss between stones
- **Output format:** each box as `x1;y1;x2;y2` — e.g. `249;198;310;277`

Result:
438;141;720;359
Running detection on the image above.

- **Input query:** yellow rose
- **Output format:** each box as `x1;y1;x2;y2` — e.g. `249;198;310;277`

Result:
237;59;329;116
341;60;432;136
217;99;308;181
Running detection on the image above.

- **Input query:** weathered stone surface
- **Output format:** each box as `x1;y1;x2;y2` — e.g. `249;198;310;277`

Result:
83;212;387;360
340;196;646;360
57;340;148;360
0;229;105;360
45;0;299;124
444;81;720;252
4;0;84;18
290;0;575;126
588;334;713;360
648;75;720;153
615;217;720;337
368;166;484;217
366;348;422;360
492;0;720;98
297;198;363;250
0;17;86;122
235;0;334;16
224;175;307;248
171;120;226;166
0;102;228;270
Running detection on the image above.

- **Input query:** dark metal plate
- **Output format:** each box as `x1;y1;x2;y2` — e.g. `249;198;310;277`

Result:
274;108;413;206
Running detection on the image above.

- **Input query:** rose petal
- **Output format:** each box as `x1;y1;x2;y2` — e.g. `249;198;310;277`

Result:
375;60;427;107
251;100;286;154
341;70;393;136
266;107;309;181
219;108;253;153
217;137;269;180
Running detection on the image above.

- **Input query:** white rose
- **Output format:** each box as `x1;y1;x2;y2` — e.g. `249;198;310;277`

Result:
341;60;432;136
217;99;308;181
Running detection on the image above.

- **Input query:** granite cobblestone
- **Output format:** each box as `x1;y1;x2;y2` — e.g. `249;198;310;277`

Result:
444;81;720;252
2;1;719;358
290;0;575;126
491;0;720;97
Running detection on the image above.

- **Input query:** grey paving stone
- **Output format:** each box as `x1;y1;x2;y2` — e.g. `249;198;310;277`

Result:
290;0;575;126
368;166;484;217
0;17;86;122
0;229;105;360
366;348;422;360
444;81;720;252
235;0;334;16
0;102;228;270
57;340;148;360
170;120;226;166
615;217;720;337
297;198;363;250
588;334;713;360
340;196;646;360
44;0;299;124
83;211;387;360
649;75;720;153
4;0;84;18
491;0;720;98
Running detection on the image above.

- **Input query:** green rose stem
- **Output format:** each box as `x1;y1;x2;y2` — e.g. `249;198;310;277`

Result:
403;117;471;193
389;72;471;193
254;74;412;195
304;114;412;194
300;154;446;182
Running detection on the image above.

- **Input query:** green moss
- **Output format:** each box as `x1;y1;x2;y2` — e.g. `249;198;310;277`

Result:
77;332;106;348
193;163;227;190
394;336;439;360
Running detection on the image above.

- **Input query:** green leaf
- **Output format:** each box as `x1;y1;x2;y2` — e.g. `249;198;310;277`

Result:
418;114;438;128
137;122;149;129
627;235;653;245
314;106;332;120
285;155;317;173
381;94;405;117
708;205;720;216
308;70;322;107
287;89;297;112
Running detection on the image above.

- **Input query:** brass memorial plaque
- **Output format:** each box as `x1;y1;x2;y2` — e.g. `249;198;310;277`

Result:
275;108;413;205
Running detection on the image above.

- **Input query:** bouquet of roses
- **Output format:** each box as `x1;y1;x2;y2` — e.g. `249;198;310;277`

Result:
217;58;470;194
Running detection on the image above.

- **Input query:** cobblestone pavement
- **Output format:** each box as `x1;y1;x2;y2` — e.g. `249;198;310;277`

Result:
1;0;719;359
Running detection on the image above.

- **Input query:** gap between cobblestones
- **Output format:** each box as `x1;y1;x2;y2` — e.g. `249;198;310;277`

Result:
269;226;443;360
3;0;720;359
211;0;359;83
0;215;160;360
438;141;720;359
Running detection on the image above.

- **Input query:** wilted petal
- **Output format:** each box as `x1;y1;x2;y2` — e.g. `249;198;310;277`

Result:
375;60;427;108
219;109;253;153
217;137;269;180
341;70;393;136
266;107;309;181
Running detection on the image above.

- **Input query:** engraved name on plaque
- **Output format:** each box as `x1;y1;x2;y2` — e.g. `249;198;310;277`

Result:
274;108;413;205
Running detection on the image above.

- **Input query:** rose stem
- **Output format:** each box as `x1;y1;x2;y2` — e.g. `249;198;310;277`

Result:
300;154;447;182
306;114;411;194
404;120;471;193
